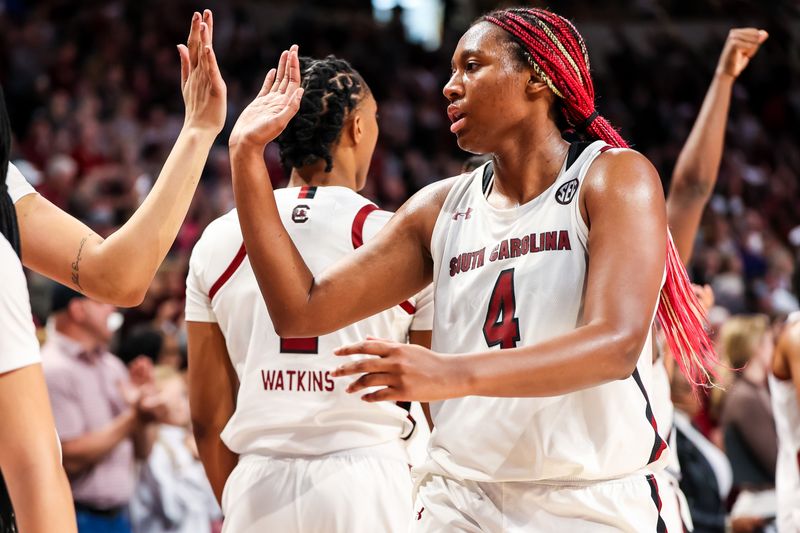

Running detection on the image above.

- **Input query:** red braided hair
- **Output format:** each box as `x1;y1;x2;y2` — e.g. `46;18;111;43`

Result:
484;7;718;387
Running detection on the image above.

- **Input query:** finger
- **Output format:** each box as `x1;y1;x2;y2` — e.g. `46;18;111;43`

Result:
203;9;214;43
362;388;399;402
729;31;763;46
346;373;396;394
272;50;289;93
332;357;389;378
334;338;393;357
198;32;209;77
281;45;300;93
258;69;277;97
177;44;190;88
365;335;394;342
202;44;225;91
187;11;202;69
200;21;210;49
757;30;768;44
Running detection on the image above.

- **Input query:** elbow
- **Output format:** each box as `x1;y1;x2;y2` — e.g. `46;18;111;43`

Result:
606;324;651;381
270;310;314;338
670;174;714;201
88;276;148;307
112;287;147;308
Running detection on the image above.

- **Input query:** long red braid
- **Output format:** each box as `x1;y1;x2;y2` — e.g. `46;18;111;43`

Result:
485;8;718;387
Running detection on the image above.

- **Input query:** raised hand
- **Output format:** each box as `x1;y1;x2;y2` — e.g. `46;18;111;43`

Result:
177;9;227;134
716;28;768;79
331;337;467;402
229;45;304;149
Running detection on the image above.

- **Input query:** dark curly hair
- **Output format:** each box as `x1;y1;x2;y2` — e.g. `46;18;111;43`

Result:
276;55;369;173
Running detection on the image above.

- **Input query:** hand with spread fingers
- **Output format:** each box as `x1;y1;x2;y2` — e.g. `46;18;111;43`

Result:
229;45;305;149
716;27;768;79
177;9;227;134
332;337;467;403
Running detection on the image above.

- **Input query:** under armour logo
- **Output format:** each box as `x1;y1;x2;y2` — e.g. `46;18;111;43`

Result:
416;507;425;520
452;208;473;220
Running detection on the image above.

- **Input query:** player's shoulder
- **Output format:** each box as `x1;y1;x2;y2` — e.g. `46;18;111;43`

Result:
191;210;242;261
583;147;662;202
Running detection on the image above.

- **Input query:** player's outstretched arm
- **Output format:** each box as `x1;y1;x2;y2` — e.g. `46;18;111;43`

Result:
335;151;666;401
0;364;76;532
15;10;226;307
667;28;767;264
230;46;438;338
187;321;239;504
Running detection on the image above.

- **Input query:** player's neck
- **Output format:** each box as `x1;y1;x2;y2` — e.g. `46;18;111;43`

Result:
287;158;358;191
490;122;569;206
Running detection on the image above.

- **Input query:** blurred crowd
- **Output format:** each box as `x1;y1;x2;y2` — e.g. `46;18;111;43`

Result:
2;0;799;531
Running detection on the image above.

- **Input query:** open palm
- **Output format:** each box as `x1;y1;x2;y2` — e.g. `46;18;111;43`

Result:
230;45;304;148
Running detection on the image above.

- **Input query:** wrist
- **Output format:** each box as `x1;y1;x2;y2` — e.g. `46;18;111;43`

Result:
229;134;266;153
445;353;477;398
181;124;220;144
713;68;736;83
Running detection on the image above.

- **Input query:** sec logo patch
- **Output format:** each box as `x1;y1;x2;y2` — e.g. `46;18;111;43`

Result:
555;178;579;205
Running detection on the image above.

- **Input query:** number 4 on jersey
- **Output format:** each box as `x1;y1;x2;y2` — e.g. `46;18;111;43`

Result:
483;268;521;349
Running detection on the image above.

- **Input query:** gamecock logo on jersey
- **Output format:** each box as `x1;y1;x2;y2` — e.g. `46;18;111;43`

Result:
292;204;310;223
555;178;579;205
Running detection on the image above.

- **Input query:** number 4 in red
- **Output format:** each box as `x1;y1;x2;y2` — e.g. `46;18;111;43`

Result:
483;268;521;349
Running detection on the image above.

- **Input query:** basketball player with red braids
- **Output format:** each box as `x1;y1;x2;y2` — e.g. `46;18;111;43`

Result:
228;8;717;531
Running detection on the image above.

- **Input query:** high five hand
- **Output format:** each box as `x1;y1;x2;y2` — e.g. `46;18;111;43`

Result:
177;10;227;134
229;45;304;149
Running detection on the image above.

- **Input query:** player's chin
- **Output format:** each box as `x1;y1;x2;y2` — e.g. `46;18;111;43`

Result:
454;130;478;152
456;133;490;156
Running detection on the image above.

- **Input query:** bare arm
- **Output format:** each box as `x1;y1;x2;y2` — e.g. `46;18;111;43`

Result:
187;321;239;505
15;10;226;307
0;365;76;533
230;46;442;337
667;28;767;264
336;150;667;401
60;410;137;475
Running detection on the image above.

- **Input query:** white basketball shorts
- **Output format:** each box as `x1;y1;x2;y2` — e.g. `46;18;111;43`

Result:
410;472;670;532
221;445;412;533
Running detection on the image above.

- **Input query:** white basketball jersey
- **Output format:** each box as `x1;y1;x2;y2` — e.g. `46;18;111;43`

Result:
769;374;800;530
423;141;668;483
186;186;432;457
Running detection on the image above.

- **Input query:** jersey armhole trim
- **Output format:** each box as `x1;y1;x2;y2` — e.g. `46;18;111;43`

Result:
351;204;379;249
208;243;247;301
351;203;415;315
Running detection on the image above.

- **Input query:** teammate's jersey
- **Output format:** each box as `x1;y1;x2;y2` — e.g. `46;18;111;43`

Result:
769;373;800;530
423;140;667;483
186;186;432;458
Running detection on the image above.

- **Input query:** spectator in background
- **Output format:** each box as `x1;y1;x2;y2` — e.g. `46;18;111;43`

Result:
719;315;778;489
672;363;733;533
42;285;167;533
131;366;220;533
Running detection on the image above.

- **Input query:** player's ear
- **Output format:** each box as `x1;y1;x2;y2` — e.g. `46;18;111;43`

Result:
351;111;364;145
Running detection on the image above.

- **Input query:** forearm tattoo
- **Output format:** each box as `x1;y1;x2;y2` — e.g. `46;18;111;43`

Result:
71;233;92;290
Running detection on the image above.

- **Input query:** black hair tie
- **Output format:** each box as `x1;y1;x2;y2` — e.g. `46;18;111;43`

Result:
575;110;598;132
